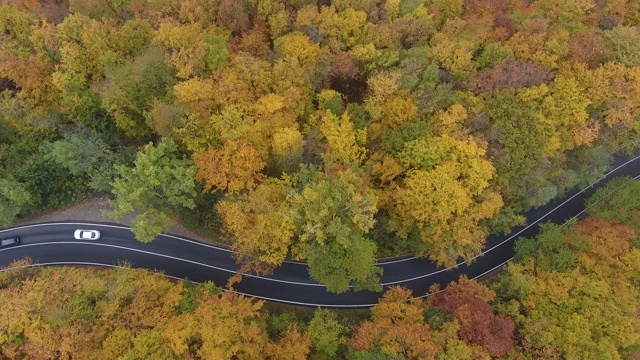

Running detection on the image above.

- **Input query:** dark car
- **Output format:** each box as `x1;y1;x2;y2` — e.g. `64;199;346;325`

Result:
0;237;20;248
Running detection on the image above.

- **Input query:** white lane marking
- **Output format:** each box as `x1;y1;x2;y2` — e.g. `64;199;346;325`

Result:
408;169;640;293
156;233;234;252
406;257;515;300
377;153;640;284
230;290;377;308
0;222;232;250
375;255;414;265
0;262;376;308
0;222;343;267
561;173;640;226
0;222;306;267
0;242;326;287
0;224;319;284
2;154;639;287
0;222;131;233
2;165;636;309
471;257;514;280
375;152;640;265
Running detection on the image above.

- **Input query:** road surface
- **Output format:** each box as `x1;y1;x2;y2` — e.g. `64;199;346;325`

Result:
1;152;639;307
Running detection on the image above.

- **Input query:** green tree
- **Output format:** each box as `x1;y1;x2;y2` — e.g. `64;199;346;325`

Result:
0;177;34;225
43;134;110;177
105;139;197;242
116;19;154;57
68;0;133;20
513;222;577;272
43;134;117;191
485;88;560;209
495;217;640;359
585;177;640;245
306;233;380;294
101;46;175;137
600;25;640;67
14;141;93;210
288;166;382;293
308;308;347;357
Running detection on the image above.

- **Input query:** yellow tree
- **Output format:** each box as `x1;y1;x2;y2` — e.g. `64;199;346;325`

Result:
349;286;441;359
542;75;594;150
389;135;503;266
570;61;640;129
319;110;367;167
270;127;305;174
216;180;295;275
273;31;322;72
50;13;115;122
248;93;300;155
364;72;419;139
602;64;640;130
428;19;479;80
194;140;267;194
154;20;229;79
431;103;469;139
496;217;640;359
565;61;640;147
170;77;220;152
272;57;315;123
195;292;268;359
265;323;312;360
271;27;324;120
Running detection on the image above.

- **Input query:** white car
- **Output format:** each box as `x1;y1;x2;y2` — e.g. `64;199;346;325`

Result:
74;230;101;240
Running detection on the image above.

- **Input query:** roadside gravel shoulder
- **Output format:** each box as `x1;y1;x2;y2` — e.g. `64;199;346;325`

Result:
11;197;219;245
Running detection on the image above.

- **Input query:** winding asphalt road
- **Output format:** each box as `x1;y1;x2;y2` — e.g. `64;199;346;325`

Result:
1;152;639;307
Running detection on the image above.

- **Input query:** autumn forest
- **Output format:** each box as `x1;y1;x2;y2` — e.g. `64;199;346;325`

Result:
1;0;640;357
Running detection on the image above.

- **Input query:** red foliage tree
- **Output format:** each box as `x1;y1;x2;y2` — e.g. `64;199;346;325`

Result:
471;59;552;94
463;0;515;38
434;276;515;357
328;52;366;103
329;52;360;81
217;0;250;35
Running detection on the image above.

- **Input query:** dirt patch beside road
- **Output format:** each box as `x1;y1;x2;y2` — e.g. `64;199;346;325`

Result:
11;197;223;246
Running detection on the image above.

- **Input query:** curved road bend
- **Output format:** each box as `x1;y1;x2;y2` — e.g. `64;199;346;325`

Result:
1;152;639;307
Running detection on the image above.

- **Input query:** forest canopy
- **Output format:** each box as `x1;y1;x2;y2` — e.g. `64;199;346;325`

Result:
2;175;639;360
1;0;639;292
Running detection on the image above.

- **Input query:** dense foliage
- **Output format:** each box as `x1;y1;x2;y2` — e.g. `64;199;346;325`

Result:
2;178;639;359
1;0;640;291
494;178;640;359
0;262;515;359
